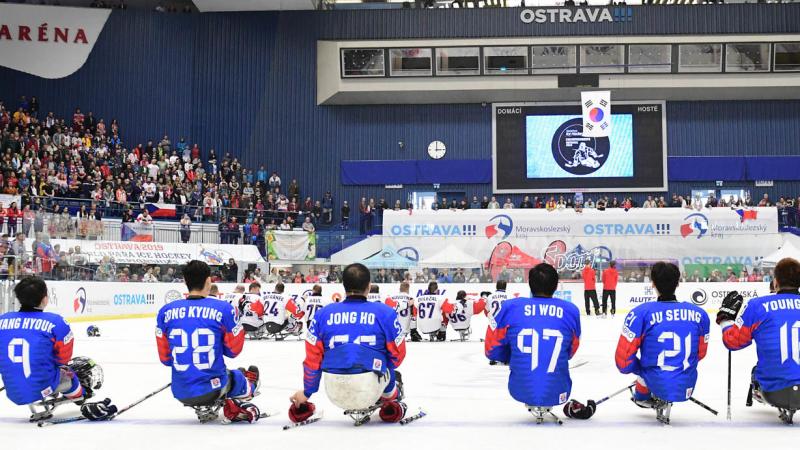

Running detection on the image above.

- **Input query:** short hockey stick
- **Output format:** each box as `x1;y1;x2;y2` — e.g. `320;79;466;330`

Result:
689;397;719;416
38;383;172;427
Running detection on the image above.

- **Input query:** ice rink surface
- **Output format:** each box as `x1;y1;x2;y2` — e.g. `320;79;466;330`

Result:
1;314;796;450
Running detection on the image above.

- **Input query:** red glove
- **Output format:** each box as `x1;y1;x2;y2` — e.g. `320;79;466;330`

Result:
288;401;315;423
223;399;261;423
379;401;406;423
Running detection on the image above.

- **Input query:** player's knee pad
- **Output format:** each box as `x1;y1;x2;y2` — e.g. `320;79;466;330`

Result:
227;369;256;400
324;372;386;410
56;368;84;400
633;378;650;400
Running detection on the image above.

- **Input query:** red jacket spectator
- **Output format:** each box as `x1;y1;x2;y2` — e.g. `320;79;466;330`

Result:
582;265;596;290
602;267;619;290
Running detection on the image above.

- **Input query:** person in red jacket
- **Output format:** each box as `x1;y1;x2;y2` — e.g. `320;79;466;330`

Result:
601;260;620;317
582;261;600;316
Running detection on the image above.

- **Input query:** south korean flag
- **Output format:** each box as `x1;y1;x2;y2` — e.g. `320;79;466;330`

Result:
581;91;611;138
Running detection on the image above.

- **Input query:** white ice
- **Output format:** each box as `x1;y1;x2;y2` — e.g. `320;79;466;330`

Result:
1;314;795;450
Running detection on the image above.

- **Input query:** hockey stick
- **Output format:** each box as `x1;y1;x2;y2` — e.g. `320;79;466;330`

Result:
563;383;635;420
594;383;636;406
0;385;5;393
283;410;324;430
726;351;732;420
38;383;172;427
688;397;719;416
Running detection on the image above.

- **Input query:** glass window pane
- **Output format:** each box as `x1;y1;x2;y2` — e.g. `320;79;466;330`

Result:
436;47;480;76
484;46;528;75
531;45;576;74
389;48;432;77
628;44;671;73
678;44;722;73
341;49;385;77
725;43;770;72
774;43;800;71
580;45;624;73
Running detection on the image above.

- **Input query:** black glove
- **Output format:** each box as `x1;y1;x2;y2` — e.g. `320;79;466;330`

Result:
716;291;744;325
80;398;118;421
480;291;492;299
563;399;596;420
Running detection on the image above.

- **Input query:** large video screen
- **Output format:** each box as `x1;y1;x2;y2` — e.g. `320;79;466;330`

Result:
493;101;666;193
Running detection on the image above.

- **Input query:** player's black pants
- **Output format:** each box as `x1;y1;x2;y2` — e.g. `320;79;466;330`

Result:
602;290;616;314
584;290;599;315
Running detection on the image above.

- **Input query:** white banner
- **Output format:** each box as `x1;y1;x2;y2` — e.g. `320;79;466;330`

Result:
581;90;611;137
267;231;316;261
382;208;780;272
41;281;770;321
0;4;111;79
26;239;264;265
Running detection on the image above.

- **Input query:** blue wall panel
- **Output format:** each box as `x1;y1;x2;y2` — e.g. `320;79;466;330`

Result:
3;8;800;209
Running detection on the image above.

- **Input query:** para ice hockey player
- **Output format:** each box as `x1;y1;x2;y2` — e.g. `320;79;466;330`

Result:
485;263;581;422
367;285;385;303
615;262;710;423
386;282;414;338
302;284;332;327
289;263;407;425
261;282;304;338
719;257;800;424
156;260;262;423
484;280;509;320
448;290;486;340
415;281;454;342
0;276;112;422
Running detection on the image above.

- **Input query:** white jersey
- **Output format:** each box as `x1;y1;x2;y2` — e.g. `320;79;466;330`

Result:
221;293;245;319
414;294;452;334
366;293;384;303
387;293;414;334
261;292;296;325
239;293;265;328
302;294;332;325
447;298;486;331
485;291;509;319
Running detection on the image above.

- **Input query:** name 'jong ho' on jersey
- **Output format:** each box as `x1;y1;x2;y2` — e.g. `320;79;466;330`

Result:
156;297;244;400
485;296;581;407
722;292;800;392
615;300;710;402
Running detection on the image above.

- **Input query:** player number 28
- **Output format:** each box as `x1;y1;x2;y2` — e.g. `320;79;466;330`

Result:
517;328;563;373
169;328;216;372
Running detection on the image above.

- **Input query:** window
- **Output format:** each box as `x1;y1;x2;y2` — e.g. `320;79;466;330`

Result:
580;45;624;73
484;46;528;75
628;44;672;73
389;48;432;77
530;45;576;74
436;47;480;76
678;44;722;73
726;44;770;72
341;49;385;77
774;43;800;71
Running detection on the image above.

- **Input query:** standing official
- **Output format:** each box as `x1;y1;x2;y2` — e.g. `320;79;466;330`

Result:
582;262;600;316
601;261;619;318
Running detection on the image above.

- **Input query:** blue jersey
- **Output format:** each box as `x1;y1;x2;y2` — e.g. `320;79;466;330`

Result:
615;300;710;402
0;310;74;405
156;297;244;400
485;297;581;407
722;292;800;392
302;297;406;398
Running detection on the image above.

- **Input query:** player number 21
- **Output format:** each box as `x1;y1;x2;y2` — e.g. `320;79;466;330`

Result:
170;328;216;372
517;328;563;373
656;332;692;372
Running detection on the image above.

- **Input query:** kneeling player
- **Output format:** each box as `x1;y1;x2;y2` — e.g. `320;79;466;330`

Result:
262;283;304;339
615;262;710;423
386;282;414;339
718;257;800;424
485;264;581;422
448;290;486;341
156;260;261;423
289;263;407;425
0;277;111;422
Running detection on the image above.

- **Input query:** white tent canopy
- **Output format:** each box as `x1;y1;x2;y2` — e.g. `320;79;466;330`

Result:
419;245;482;269
761;240;800;267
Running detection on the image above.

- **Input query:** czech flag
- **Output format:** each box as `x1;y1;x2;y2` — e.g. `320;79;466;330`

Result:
121;223;154;242
734;208;758;223
145;203;177;218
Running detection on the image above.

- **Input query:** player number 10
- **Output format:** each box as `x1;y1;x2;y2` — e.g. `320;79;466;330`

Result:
516;328;563;373
779;321;800;365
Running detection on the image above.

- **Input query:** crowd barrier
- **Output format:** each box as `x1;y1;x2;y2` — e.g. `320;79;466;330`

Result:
41;281;771;322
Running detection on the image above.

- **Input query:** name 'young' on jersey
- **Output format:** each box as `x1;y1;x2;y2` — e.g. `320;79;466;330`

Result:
156;297;244;400
301;298;406;398
485;297;581;407
0;311;74;405
722;293;800;392
615;301;710;402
